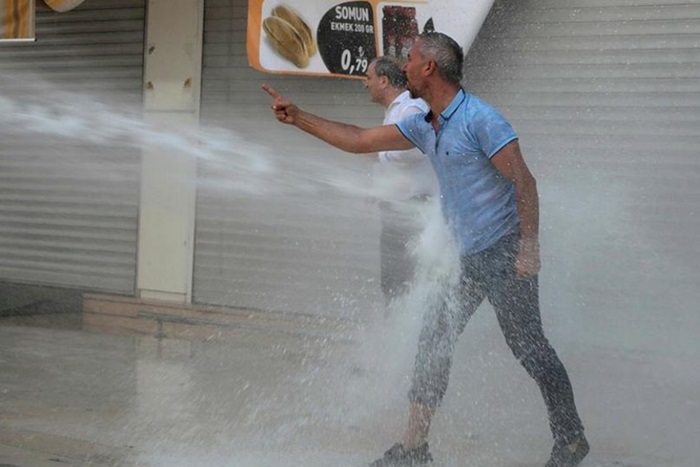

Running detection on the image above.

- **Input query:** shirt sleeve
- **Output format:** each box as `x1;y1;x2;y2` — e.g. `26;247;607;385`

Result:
380;103;427;163
395;113;426;154
472;105;518;158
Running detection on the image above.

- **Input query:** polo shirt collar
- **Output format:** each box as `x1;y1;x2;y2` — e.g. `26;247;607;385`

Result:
424;88;467;122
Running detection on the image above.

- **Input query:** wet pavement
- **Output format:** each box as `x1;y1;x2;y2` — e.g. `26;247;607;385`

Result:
1;312;699;467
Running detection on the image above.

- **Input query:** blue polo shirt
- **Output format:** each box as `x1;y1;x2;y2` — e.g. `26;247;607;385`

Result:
396;89;520;255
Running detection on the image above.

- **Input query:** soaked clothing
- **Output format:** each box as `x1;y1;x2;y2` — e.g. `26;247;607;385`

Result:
379;199;425;304
396;88;519;255
395;88;585;444
377;90;437;201
376;91;437;303
408;233;584;443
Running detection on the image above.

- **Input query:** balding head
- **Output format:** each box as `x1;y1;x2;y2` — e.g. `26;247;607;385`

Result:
370;56;407;89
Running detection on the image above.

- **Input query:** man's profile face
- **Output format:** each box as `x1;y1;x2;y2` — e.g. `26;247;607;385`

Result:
403;40;425;99
364;62;384;104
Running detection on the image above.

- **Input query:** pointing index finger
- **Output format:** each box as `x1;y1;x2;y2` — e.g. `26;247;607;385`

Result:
262;84;281;99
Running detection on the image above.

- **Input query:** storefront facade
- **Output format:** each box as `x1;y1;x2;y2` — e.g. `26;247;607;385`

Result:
1;0;698;328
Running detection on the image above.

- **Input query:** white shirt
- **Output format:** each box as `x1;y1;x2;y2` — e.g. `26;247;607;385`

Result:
375;91;438;200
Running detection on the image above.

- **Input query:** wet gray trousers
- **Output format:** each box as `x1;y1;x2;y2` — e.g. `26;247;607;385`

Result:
408;233;584;443
379;200;424;305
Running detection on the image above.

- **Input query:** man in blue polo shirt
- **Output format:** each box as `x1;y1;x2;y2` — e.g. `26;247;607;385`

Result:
263;31;588;467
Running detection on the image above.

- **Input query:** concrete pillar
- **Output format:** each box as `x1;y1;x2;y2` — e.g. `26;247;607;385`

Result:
137;0;203;303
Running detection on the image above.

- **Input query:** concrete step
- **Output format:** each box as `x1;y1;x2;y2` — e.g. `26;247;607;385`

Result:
82;293;353;342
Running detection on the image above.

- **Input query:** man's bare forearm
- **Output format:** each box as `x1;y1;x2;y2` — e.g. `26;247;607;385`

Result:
294;110;370;154
263;84;413;154
516;174;539;244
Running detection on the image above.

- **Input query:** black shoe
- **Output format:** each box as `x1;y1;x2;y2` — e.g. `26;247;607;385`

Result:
545;435;590;467
369;442;433;466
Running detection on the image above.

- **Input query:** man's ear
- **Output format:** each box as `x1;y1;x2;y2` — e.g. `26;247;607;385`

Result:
424;59;437;76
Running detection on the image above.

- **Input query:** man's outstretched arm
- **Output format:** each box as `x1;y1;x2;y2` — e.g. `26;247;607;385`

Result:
262;84;414;154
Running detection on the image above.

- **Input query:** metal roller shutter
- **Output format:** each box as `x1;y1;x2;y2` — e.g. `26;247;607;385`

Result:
465;0;700;349
0;0;145;294
197;0;700;331
195;0;384;317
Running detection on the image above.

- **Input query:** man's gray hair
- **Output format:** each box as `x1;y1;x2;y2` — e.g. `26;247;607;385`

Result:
370;56;407;89
416;32;464;85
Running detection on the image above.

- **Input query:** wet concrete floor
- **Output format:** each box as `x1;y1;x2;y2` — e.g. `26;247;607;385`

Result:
1;313;698;467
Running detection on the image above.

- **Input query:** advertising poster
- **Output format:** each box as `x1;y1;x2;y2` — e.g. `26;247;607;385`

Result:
2;0;89;42
43;0;87;12
0;0;34;41
247;0;430;79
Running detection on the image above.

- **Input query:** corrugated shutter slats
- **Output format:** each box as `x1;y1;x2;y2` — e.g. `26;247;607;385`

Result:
195;0;384;316
0;0;145;294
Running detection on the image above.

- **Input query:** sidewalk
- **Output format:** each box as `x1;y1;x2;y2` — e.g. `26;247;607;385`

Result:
1;313;698;467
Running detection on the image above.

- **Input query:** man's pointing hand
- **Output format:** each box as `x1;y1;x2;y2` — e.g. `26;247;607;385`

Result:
262;84;298;125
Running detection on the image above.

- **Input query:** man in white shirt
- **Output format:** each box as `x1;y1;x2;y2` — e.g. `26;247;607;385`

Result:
364;56;438;306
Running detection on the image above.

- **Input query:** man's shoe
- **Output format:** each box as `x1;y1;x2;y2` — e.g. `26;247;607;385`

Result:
545;435;590;467
369;442;433;466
